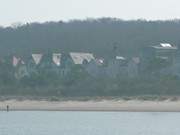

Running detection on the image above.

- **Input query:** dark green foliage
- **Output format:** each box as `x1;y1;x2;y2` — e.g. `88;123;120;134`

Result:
0;18;180;97
1;65;180;96
144;57;170;75
0;18;180;57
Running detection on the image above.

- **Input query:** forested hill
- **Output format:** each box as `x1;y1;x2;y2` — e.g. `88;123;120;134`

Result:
0;18;180;57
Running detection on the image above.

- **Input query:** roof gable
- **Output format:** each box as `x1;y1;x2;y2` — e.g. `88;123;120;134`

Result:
52;53;61;66
13;56;21;67
32;54;43;65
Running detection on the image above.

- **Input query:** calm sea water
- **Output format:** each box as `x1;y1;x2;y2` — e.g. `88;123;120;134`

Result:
0;111;180;135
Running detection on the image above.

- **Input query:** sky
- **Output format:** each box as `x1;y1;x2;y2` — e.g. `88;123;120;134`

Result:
0;0;179;26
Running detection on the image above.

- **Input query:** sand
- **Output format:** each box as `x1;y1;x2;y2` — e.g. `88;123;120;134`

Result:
1;99;180;112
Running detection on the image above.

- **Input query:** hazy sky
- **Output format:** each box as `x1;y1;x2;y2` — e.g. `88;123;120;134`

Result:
0;0;179;26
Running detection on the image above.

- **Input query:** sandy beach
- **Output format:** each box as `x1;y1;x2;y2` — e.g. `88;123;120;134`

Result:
1;99;180;112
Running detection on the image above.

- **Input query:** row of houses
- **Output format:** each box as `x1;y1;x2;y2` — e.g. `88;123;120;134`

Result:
10;51;140;79
3;42;180;80
12;52;93;79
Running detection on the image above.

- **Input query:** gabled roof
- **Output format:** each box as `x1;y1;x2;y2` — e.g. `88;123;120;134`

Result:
32;54;43;65
52;53;61;66
70;52;95;64
13;56;25;67
152;43;178;50
13;56;21;67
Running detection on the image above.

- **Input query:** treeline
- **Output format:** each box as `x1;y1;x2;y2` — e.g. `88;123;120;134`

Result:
0;64;180;97
0;18;180;57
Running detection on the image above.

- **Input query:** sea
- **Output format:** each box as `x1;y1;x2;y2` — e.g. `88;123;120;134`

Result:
0;111;180;135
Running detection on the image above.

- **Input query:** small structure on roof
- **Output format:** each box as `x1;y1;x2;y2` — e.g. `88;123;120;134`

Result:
152;43;177;50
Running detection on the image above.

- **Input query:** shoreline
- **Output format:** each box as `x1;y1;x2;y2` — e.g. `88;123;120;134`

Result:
1;99;180;112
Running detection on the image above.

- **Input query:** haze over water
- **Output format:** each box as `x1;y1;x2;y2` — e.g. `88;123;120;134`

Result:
1;111;180;135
